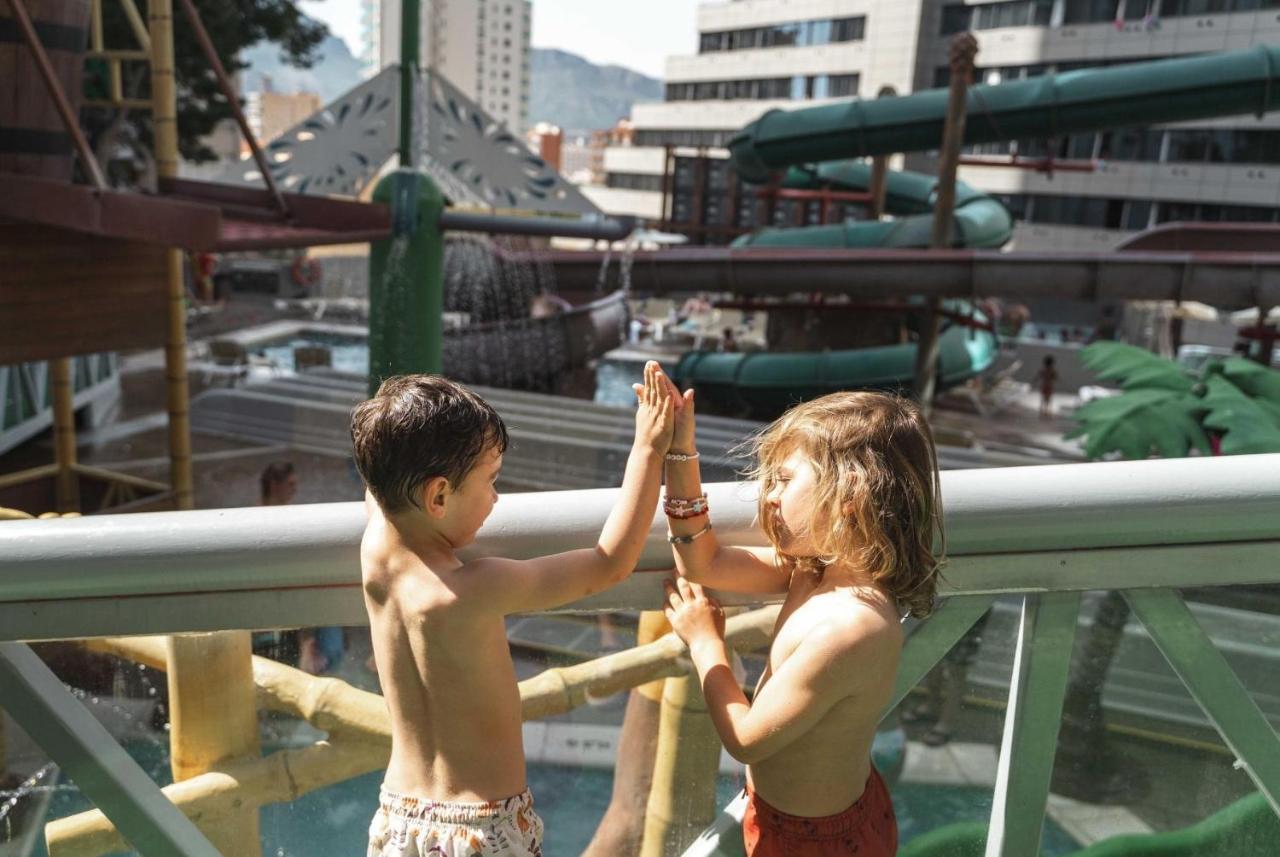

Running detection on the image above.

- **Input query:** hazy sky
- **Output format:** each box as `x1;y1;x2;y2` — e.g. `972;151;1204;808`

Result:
299;0;701;78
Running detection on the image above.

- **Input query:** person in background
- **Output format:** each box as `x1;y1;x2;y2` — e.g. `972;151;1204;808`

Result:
1034;355;1059;419
259;462;345;675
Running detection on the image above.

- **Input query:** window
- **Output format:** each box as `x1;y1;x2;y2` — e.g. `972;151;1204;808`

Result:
697;15;866;51
1063;0;1120;23
1123;200;1153;230
606;172;664;192
1166;129;1211;162
828;74;859;97
941;4;972;34
700;31;727;52
832;17;866;41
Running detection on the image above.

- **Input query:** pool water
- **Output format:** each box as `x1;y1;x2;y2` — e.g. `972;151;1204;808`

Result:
32;737;1080;857
256;334;370;375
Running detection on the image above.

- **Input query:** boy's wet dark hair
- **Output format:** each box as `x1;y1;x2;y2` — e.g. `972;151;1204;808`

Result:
351;375;509;513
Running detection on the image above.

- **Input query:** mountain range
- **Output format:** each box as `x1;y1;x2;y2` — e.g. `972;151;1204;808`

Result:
528;48;662;134
242;40;661;134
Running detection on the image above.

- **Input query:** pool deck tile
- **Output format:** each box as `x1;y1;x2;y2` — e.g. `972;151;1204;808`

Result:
1045;793;1153;845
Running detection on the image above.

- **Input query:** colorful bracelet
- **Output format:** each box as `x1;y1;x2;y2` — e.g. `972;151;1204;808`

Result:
665;450;700;462
664;493;708;519
668;521;713;545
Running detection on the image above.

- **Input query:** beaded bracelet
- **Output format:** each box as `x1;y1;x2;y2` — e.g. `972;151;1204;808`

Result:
665;450;700;462
664;493;708;519
668;521;713;545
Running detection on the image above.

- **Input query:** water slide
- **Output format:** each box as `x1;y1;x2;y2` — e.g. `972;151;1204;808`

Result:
669;46;1280;408
734;162;1012;250
728;45;1280;181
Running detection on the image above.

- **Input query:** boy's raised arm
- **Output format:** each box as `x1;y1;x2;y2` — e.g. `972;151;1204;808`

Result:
471;362;674;615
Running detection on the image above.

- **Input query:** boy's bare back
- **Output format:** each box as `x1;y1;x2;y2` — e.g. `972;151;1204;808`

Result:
363;502;527;802
351;367;675;817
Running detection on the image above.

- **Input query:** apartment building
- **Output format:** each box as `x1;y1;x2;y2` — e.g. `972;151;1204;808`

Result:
378;0;532;132
593;0;1280;250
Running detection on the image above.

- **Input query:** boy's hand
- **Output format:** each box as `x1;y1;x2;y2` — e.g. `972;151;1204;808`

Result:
663;577;725;651
631;361;675;454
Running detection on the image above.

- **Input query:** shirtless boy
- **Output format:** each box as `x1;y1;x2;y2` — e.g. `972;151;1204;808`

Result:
351;365;674;856
661;389;945;856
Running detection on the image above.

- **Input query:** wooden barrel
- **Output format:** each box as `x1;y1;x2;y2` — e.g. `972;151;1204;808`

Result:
0;0;91;180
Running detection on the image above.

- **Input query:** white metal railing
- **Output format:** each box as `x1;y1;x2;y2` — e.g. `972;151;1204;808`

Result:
2;454;1278;641
1;454;1279;857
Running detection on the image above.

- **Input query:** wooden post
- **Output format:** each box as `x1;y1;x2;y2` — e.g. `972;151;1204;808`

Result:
148;0;193;513
914;33;979;411
640;671;724;857
51;357;79;514
583;611;670;857
150;2;261;854
164;633;262;854
868;86;897;220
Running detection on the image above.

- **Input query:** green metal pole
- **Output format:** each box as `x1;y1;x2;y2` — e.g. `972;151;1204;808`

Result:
368;170;445;395
399;0;420;165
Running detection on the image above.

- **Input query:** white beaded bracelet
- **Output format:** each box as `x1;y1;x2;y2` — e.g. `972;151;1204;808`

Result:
665;450;700;462
668;521;713;545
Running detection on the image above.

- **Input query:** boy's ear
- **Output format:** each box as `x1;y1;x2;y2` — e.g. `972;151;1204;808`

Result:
420;476;451;519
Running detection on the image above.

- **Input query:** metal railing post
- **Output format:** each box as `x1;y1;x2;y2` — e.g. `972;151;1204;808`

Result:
1126;589;1280;812
984;592;1080;857
0;642;221;857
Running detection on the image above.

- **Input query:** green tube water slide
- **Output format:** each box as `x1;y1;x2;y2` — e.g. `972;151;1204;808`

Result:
729;45;1280;181
732;161;1013;249
675;47;1280;412
680;159;1007;413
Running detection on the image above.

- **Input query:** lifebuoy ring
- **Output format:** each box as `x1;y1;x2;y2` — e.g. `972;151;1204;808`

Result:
291;256;322;289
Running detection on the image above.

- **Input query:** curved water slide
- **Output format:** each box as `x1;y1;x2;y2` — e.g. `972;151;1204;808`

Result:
735;162;1013;249
729;45;1280;180
727;44;1280;251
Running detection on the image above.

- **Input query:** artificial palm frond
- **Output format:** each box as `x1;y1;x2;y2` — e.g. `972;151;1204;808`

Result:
1070;343;1280;460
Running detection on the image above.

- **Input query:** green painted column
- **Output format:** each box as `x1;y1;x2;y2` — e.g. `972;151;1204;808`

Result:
368;169;445;395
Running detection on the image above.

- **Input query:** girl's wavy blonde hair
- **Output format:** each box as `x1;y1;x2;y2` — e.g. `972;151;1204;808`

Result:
746;391;946;618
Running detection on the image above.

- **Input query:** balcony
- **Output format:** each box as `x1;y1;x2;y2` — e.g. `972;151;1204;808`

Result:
1;454;1278;856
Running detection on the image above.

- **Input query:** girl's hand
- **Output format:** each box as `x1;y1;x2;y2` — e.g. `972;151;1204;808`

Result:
668;380;696;457
632;361;675;454
663;577;725;650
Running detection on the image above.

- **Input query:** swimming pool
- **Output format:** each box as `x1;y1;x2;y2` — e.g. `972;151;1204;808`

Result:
31;741;1080;857
255;332;371;376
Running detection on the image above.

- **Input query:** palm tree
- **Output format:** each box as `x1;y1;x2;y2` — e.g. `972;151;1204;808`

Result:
1067;342;1280;459
1053;342;1280;802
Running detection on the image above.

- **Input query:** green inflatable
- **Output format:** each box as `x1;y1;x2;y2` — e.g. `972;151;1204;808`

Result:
898;792;1279;857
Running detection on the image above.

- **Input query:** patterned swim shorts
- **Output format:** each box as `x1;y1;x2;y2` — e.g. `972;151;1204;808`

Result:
367;787;543;857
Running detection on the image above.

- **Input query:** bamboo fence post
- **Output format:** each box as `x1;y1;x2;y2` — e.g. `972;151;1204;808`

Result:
58;607;780;856
164;633;262;855
582;611;671;857
640;671;724;857
148;0;193;513
51;357;79;514
148;2;259;852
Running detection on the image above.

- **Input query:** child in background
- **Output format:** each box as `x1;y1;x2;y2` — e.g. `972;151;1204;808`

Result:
351;365;674;857
1034;354;1059;418
661;388;945;857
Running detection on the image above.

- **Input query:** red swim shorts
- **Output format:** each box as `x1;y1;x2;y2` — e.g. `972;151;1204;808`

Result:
742;767;898;856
